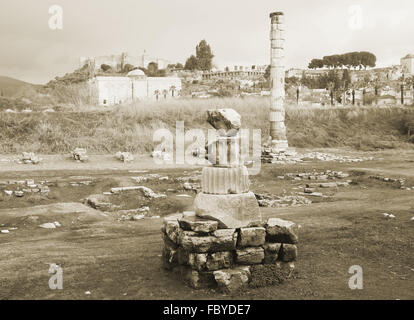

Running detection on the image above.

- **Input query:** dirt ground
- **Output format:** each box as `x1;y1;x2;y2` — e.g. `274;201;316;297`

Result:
0;148;413;300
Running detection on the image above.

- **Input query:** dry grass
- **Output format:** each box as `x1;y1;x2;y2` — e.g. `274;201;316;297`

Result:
0;96;413;154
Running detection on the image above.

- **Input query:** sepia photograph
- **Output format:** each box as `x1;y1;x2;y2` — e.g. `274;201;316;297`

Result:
0;0;413;307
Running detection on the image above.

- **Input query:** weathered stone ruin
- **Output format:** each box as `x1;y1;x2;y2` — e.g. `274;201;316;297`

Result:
71;148;88;162
161;107;298;293
161;213;298;293
21;152;41;165
268;12;288;153
115;151;134;162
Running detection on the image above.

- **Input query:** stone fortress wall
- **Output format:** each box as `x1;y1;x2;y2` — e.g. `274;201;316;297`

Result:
80;52;173;71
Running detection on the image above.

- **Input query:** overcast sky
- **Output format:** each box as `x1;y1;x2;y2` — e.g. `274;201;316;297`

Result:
0;0;413;84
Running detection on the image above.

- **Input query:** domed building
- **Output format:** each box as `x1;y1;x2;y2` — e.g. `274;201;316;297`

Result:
127;69;146;78
89;69;181;106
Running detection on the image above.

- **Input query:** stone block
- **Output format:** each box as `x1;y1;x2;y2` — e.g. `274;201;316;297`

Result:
194;192;262;229
207;109;241;133
235;247;264;265
263;242;282;264
206;251;233;271
280;244;297;262
238;227;266;247
319;182;337;188
188;251;233;271
266;218;298;244
213;266;251;293
163;218;183;245
179;229;237;253
178;215;218;233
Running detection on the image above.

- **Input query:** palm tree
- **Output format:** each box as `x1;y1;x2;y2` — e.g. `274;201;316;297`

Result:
170;85;176;97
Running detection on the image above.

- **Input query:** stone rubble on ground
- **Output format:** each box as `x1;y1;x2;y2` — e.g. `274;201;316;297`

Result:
151;150;172;162
262;149;374;164
71;148;88;162
115;151;134;162
21;152;41;164
110;186;166;199
39;222;61;229
117;207;150;221
369;175;411;190
255;193;312;208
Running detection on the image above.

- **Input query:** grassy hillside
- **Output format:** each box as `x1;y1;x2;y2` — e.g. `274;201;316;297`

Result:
0;76;36;97
0;97;413;154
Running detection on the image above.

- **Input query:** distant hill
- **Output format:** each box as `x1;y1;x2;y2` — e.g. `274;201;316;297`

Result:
0;76;38;97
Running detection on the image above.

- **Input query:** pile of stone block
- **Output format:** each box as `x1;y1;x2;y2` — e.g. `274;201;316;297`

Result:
115;151;134;162
21;152;41;164
161;213;298;293
71;148;88;162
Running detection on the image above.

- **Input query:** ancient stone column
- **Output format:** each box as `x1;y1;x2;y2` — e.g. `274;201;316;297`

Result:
269;12;288;152
194;109;262;229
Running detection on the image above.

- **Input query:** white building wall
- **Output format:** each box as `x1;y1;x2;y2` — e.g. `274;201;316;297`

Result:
91;76;182;105
95;77;132;106
132;79;148;100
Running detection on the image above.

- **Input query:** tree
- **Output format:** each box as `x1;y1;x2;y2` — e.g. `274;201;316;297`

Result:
122;64;137;73
196;40;214;71
101;64;112;72
175;63;183;69
184;40;214;71
184;55;198;71
147;62;159;76
308;59;324;69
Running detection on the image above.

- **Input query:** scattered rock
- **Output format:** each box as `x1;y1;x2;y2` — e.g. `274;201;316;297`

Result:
72;148;88;162
39;223;57;229
115;152;134;162
255;193;311;208
21;152;41;164
110;186;166;199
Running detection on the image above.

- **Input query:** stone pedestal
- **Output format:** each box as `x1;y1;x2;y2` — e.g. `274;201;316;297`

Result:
194;192;261;229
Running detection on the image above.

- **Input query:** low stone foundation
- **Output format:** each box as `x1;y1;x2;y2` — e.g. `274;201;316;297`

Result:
161;212;298;293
